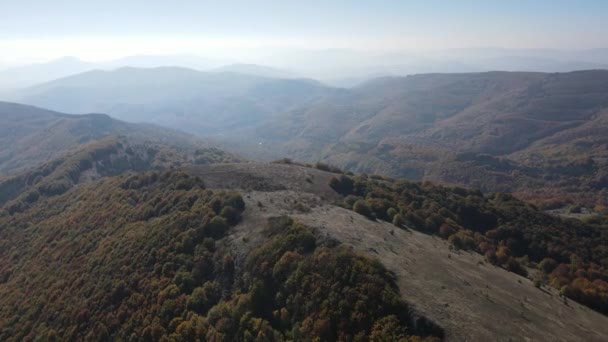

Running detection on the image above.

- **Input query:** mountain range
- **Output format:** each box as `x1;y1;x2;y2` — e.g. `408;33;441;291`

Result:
0;136;606;340
2;48;608;90
15;67;331;133
9;68;608;209
1;80;608;340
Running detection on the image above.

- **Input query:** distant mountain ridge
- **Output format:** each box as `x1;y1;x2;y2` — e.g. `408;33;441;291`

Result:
261;70;608;207
15;66;338;135
0;55;226;90
0;57;95;90
2;48;607;90
212;63;299;79
0;101;238;177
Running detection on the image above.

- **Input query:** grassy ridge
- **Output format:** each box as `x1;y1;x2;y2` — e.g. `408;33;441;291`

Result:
329;173;608;314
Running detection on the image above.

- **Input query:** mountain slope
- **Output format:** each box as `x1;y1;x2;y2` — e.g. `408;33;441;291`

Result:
0;166;442;341
16;67;337;135
270;70;608;157
2;148;608;340
12;70;608;208
0;101;237;176
140;162;608;340
263;71;608;208
0;135;234;212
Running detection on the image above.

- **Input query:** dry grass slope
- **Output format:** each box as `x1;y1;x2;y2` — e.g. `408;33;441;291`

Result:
193;162;608;341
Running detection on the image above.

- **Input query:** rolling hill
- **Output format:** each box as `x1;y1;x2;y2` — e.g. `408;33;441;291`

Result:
0;101;238;177
2;157;608;341
247;70;608;208
266;70;608;156
10;70;608;208
15;67;338;135
2;102;608;340
0;158;444;340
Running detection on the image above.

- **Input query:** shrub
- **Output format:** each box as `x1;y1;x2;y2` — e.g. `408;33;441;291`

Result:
353;200;375;219
366;198;393;221
495;246;510;265
220;206;241;225
386;207;397;220
539;258;558;274
533;273;545;288
392;214;405;227
344;195;360;207
506;258;528;277
223;192;245;211
439;223;456;239
206;216;229;238
448;235;463;250
329;175;354;195
369;315;408;341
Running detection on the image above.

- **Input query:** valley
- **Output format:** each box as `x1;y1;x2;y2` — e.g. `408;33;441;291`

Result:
8;69;608;210
1;51;608;342
4;2;608;341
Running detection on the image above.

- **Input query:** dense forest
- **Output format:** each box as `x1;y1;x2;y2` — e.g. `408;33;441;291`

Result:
0;169;442;341
328;171;608;314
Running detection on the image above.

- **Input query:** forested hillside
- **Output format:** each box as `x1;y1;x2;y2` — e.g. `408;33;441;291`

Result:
2;147;608;340
0;135;235;213
0;170;442;341
326;170;608;314
272;71;608;208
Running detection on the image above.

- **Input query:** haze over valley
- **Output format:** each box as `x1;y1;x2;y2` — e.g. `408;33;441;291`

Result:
2;1;608;341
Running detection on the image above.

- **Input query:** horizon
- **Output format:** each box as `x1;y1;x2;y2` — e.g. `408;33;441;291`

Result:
4;46;608;66
1;48;608;91
2;1;608;67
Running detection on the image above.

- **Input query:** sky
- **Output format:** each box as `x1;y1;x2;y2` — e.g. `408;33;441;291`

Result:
0;0;607;65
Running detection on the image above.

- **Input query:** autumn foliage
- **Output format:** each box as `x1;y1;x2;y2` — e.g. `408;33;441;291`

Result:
330;174;608;314
0;170;443;340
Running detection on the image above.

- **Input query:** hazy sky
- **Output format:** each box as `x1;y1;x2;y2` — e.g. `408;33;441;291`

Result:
1;0;607;65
